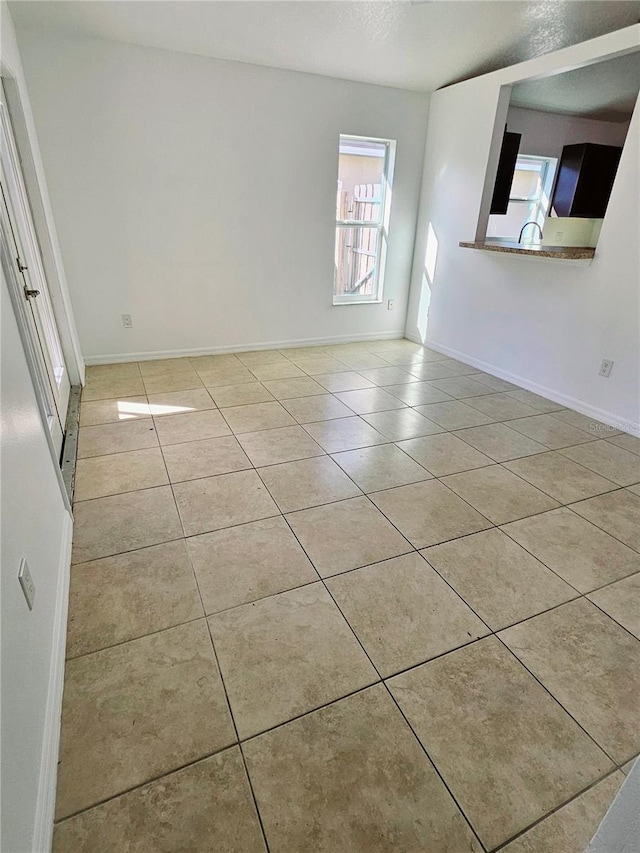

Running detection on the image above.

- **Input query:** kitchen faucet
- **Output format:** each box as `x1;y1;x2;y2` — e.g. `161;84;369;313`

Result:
519;221;543;243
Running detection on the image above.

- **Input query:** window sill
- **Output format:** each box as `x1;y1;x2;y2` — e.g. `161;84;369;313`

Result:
332;298;383;306
459;241;595;263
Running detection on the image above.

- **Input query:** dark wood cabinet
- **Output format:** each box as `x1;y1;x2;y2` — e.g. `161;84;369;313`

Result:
551;142;623;218
490;129;521;215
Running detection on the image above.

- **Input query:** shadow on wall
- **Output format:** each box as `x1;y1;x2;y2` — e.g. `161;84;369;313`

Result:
416;222;439;343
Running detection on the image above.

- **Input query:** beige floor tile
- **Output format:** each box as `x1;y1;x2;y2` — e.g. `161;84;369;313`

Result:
334;387;408;414
220;401;296;434
72;486;183;563
506;389;565;413
500;772;624;853
67;540;203;658
404;360;464;381
154;409;231;445
587;573;640;639
286;496;412;577
361;408;444;440
262;376;326;400
500;599;640;763
146;387;216;416
331;351;391;370
281;393;355;423
208;382;274;407
433;357;481;375
187;517;317;614
162;436;252;482
327;553;488;676
621;757;638;774
237;425;324;466
173;470;279;536
56;621;235;819
77;419;159;458
442;465;559;524
398;433;494;476
561;440;640;486
502;507;640;593
53;748;266;853
74;447;169;500
82;375;146;402
504;451;617;503
331;444;432;492
468;373;519;392
376;349;426;366
607;433;640;455
236;349;289;367
79;395;151;427
138;358;193;377
453;422;547;461
369;479;491;548
465;393;541;421
357;366;418;386
199;365;256;386
279;346;329;360
570;489;640;551
249;361;305;380
508;413;598;449
243;685;483;853
551;409;623;438
388;637;612;850
294;356;351;375
413;400;495;430
426;376;492;398
209;583;377;738
303;416;389;453
313;370;376;392
142;371;204;395
423;529;576;630
385;381;454;405
189;353;241;371
627;483;640;496
258;456;362;512
85;362;141;381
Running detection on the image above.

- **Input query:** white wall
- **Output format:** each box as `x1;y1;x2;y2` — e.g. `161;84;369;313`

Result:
506;105;631;160
406;27;640;433
16;28;429;362
1;6;75;850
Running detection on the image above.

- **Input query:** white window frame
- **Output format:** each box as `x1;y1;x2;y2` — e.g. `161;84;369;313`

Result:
333;134;396;306
502;154;557;239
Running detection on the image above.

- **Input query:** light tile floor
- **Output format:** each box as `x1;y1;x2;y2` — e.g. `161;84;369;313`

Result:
55;338;640;852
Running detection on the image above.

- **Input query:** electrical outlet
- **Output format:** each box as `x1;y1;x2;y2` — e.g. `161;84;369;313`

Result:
18;558;35;610
387;299;395;311
122;314;133;328
556;231;564;242
599;359;614;378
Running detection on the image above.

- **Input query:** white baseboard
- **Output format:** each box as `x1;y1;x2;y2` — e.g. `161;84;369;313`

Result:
84;330;406;366
33;510;73;853
405;332;640;437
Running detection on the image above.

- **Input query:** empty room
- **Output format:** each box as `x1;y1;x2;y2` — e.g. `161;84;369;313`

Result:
1;1;640;851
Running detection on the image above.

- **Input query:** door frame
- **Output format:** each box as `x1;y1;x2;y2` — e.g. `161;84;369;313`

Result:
0;62;84;389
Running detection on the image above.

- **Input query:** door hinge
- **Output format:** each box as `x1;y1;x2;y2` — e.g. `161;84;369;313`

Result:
24;288;40;299
16;256;28;272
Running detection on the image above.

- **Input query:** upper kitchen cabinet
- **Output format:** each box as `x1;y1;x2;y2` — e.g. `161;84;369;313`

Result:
490;129;521;215
551;142;623;218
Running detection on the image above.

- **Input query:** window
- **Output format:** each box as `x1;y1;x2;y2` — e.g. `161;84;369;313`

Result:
486;155;557;242
333;135;395;304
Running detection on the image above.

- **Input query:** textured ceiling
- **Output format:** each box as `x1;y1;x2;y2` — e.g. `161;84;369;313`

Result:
511;50;640;121
8;0;640;93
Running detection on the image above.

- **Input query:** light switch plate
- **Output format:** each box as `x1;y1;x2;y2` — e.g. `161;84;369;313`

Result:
18;558;35;610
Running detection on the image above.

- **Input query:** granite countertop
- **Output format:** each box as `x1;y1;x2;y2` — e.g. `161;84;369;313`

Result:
459;241;596;260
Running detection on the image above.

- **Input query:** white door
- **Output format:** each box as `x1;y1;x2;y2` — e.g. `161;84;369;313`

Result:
0;88;70;454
